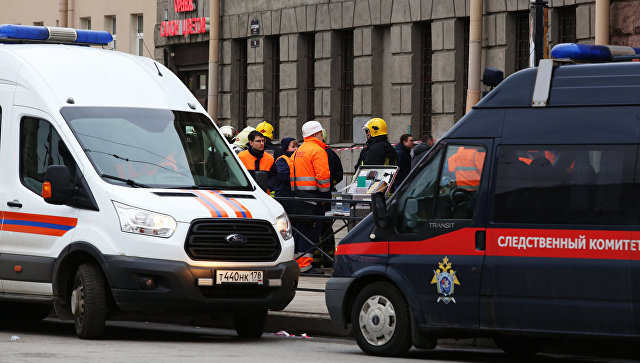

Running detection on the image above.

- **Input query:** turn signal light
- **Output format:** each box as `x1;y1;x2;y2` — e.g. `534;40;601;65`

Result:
42;181;52;198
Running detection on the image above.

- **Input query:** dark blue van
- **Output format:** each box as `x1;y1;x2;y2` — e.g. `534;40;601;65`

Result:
326;44;640;357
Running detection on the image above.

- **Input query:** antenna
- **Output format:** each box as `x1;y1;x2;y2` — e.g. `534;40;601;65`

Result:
138;31;163;77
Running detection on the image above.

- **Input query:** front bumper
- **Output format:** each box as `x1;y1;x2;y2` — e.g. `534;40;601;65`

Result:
325;277;355;328
104;256;299;313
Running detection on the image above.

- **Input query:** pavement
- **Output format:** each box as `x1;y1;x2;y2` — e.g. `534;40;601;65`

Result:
265;272;350;337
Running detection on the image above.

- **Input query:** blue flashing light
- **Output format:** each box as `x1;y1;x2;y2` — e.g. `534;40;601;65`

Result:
75;29;113;45
551;43;612;61
0;24;113;45
0;24;49;41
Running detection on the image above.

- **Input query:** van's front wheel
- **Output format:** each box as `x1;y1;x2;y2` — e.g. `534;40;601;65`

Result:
71;263;107;339
234;310;267;338
351;282;412;357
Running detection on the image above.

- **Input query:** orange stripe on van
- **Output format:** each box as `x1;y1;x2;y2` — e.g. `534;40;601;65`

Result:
208;191;244;218
193;190;228;218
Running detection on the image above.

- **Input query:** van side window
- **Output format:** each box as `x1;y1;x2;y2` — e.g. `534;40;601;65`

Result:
493;145;636;225
20;117;78;194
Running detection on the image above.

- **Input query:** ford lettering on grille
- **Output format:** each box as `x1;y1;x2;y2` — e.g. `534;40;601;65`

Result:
225;233;248;245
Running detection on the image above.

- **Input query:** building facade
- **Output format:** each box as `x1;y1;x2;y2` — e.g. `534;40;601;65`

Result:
157;0;627;148
0;0;156;56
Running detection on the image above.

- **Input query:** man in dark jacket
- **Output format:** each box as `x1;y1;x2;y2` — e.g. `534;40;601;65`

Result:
274;137;298;212
395;133;414;186
354;118;397;171
411;133;434;168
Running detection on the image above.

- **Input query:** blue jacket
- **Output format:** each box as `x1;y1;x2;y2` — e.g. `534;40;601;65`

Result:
395;142;411;187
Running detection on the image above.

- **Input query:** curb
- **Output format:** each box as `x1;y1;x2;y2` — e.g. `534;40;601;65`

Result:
266;311;351;337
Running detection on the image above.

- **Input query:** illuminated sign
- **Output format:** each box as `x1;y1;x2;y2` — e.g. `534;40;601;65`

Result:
160;17;209;37
174;0;196;12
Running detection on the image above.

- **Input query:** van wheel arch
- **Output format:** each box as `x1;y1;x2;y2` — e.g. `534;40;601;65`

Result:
53;243;114;319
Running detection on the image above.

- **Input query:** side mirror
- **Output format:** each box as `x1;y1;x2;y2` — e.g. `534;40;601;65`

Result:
371;192;388;229
482;67;504;88
254;171;269;192
43;165;73;205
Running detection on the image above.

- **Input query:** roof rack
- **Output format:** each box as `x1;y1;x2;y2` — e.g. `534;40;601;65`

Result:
0;24;112;45
551;43;640;62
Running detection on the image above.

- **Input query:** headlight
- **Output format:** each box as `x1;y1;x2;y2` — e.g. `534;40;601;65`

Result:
275;212;292;240
113;201;177;238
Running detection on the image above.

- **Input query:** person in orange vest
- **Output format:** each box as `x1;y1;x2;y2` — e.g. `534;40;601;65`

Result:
447;146;486;191
290;121;331;275
238;130;276;192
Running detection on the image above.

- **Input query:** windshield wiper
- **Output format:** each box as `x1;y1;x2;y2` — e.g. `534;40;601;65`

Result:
101;174;150;188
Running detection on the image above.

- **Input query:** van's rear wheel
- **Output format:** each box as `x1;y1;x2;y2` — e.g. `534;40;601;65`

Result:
71;263;107;339
351;282;412;357
234;310;267;338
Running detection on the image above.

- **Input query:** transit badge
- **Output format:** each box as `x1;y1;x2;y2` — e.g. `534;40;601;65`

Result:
430;256;460;304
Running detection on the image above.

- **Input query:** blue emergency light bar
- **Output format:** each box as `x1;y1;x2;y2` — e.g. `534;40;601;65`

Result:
0;24;113;45
551;43;640;61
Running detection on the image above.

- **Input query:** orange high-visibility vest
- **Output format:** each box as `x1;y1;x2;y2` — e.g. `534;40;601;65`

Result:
290;137;331;195
447;147;485;190
238;150;274;172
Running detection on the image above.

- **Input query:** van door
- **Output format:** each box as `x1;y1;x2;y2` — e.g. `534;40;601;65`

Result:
486;144;635;335
384;140;492;327
1;110;80;296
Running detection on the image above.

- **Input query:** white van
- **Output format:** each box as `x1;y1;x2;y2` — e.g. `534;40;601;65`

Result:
0;25;297;339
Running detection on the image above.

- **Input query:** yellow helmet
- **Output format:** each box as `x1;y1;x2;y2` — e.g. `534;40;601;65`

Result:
256;121;274;139
366;118;387;137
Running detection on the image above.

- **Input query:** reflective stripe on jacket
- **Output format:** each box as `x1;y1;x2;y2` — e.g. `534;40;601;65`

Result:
447;147;485;190
238;149;274;172
290;137;331;195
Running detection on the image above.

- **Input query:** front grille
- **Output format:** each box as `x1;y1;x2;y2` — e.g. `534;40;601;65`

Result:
185;219;281;261
199;285;271;299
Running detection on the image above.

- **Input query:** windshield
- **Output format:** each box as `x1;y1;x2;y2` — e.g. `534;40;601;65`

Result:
61;107;251;190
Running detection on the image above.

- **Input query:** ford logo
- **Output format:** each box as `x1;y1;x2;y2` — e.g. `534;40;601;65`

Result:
225;233;248;245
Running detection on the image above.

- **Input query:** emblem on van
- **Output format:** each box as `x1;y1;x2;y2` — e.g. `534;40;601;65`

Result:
430;256;460;304
225;233;248;245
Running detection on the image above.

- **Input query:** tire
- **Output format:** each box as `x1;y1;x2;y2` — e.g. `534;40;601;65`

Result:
494;336;543;357
351;282;412;357
71;263;107;339
234;310;268;338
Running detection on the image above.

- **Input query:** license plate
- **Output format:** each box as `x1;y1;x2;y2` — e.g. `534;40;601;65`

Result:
216;270;263;285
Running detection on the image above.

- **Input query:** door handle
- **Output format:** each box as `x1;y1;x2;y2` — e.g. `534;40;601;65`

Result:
7;200;22;208
475;230;486;251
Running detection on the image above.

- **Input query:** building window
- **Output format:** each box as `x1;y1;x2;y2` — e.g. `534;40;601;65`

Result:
33;21;44;26
106;16;116;50
419;23;432;138
135;15;144;56
557;7;576;44
303;33;315;123
198;74;207;90
515;11;530;71
339;31;354;142
461;18;470;116
265;36;280;139
80;17;91;30
232;40;248;130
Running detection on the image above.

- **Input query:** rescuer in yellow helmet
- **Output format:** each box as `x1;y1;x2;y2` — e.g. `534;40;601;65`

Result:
354;117;397;171
256;121;283;159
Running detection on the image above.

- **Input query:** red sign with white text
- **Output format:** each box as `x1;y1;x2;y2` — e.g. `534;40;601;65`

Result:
160;17;209;37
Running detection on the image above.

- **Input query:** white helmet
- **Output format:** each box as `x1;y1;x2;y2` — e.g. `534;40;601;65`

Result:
302;120;323;138
220;125;235;143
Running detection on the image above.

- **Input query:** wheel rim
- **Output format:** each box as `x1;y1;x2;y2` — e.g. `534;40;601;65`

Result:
71;278;84;326
358;294;396;346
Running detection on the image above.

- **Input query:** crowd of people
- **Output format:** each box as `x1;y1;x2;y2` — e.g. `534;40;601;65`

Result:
219;118;435;274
